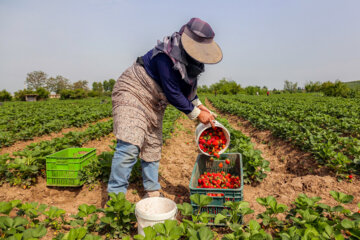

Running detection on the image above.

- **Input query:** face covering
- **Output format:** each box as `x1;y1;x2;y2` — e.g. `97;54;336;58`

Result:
185;52;205;78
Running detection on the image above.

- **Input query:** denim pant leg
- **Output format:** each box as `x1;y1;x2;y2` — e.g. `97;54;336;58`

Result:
141;160;161;192
107;140;139;194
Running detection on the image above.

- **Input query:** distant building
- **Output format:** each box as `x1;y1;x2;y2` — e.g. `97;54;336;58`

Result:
25;94;38;102
49;94;61;99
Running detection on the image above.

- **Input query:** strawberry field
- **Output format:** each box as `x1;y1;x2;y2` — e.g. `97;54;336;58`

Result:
0;96;359;239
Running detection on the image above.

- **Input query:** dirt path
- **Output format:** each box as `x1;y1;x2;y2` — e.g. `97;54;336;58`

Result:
124;115;199;204
0;117;112;156
205;99;360;219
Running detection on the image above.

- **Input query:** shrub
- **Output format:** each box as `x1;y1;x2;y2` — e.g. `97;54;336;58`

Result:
60;89;88;100
0;90;12;101
35;87;50;100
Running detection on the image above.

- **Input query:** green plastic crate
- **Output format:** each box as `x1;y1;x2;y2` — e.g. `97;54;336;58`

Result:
189;153;243;225
46;148;96;187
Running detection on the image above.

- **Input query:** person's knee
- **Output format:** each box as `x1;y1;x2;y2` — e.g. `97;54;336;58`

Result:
114;140;140;162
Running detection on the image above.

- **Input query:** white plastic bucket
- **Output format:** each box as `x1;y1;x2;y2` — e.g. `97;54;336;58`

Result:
135;197;177;236
195;120;231;156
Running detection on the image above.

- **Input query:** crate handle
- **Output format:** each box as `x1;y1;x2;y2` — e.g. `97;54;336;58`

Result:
56;160;69;164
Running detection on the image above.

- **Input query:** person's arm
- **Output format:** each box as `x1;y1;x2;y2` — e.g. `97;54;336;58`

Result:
155;54;200;120
190;95;202;108
155;54;215;127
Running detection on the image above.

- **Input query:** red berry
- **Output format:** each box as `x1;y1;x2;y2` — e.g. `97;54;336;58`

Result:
349;175;353;179
225;159;230;165
218;163;223;168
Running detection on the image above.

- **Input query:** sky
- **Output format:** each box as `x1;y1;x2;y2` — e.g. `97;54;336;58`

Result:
0;0;359;93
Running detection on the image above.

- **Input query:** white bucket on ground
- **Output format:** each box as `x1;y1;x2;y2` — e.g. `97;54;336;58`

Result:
195;120;231;156
135;197;177;236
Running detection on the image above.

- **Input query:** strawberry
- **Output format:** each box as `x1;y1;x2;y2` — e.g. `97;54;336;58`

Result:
218;163;223;168
348;175;353;179
225;159;230;165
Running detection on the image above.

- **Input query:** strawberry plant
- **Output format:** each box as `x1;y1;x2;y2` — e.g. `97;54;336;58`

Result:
208;94;360;176
0;98;113;148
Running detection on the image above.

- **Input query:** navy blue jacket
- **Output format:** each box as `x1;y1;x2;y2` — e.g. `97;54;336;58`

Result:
141;50;198;114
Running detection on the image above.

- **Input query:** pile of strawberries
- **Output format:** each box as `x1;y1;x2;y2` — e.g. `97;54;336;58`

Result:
197;171;240;189
207;193;224;197
198;127;227;158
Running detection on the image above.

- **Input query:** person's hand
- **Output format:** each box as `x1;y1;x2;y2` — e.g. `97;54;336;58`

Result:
198;110;215;128
198;104;211;113
198;104;218;118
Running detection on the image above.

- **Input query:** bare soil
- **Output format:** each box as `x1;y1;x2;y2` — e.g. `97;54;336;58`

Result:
0;117;112;156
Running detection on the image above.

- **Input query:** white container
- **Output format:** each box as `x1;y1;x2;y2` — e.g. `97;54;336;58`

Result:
195;120;231;156
135;197;177;236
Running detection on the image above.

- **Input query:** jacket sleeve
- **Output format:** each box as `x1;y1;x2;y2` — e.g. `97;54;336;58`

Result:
155;54;201;120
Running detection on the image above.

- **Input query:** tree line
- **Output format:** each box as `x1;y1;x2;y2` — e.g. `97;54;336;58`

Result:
0;71;116;101
1;73;359;102
197;78;359;98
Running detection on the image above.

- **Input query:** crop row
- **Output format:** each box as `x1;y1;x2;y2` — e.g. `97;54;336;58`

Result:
0;119;114;187
1;191;359;239
0;105;181;188
0;98;112;148
216;117;270;184
208;94;360;176
229;94;360;137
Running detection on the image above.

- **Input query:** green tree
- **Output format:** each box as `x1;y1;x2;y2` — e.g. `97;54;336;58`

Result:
103;80;109;92
197;85;211;94
305;81;322;92
92;82;103;92
108;79;116;92
46;75;71;93
35;87;50;100
0;90;12;101
26;71;48;90
283;80;298;93
209;78;242;95
60;89;88;100
73;80;89;90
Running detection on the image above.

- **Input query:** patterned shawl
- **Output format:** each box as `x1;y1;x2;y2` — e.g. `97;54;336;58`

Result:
151;28;204;100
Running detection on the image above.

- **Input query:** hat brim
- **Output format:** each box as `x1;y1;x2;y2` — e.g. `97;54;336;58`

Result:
181;32;223;64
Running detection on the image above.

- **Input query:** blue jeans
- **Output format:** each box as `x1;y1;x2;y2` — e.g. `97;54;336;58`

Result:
107;140;161;194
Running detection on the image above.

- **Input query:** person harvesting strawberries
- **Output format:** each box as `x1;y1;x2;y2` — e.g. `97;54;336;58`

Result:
108;18;222;198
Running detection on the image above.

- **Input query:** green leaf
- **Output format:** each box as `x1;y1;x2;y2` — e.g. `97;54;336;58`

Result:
77;227;87;239
177;203;193;216
134;234;145;240
214;213;227;224
143;226;157;240
330;191;354;204
100;216;112;224
197;226;214;240
248;219;260;232
13;217;28;228
190;194;212;207
169;226;183;239
341;219;354;229
164;220;177;235
332;205;344;212
153;223;166;235
0;201;13;215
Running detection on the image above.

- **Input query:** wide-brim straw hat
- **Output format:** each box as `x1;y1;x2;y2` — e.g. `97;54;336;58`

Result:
180;18;223;64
